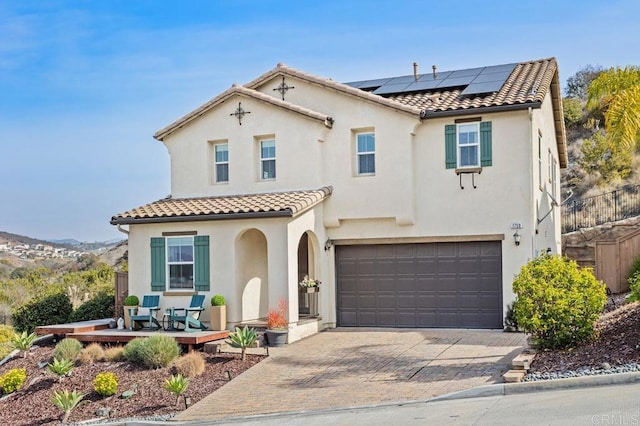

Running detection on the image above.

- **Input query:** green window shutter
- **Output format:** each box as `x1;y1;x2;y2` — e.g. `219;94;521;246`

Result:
194;235;210;291
150;237;166;291
480;121;492;167
445;124;457;169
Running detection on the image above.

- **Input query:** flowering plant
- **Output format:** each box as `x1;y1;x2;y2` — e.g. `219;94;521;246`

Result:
299;275;321;288
266;299;288;330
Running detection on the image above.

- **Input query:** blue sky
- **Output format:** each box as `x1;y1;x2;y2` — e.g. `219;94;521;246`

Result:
1;0;639;242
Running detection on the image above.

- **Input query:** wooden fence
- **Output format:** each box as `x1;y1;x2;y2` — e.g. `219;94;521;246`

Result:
595;228;640;293
115;272;129;318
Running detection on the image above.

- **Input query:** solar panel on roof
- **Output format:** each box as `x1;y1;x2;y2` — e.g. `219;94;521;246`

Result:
447;67;484;79
372;82;413;95
461;80;505;96
434;75;475;88
403;80;442;92
481;63;517;74
386;75;419;85
470;71;512;84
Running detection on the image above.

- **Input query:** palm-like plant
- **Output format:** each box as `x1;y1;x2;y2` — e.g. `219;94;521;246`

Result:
51;389;86;423
587;66;640;150
11;331;37;358
163;374;189;407
48;357;74;381
226;326;258;361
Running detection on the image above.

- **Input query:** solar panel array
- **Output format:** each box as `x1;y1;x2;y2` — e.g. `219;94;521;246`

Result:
345;63;517;97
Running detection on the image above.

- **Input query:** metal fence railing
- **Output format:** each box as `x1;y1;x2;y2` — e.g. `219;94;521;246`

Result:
562;184;640;233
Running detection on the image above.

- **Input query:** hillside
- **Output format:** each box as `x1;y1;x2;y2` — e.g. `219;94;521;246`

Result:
0;231;71;249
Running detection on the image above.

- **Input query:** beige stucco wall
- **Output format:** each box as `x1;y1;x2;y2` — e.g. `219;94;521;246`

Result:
124;71;565;335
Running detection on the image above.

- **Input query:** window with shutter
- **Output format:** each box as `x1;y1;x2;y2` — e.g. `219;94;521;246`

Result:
149;235;210;292
445;121;492;169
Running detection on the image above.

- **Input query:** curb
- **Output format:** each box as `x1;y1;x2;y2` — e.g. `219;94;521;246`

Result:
429;370;640;402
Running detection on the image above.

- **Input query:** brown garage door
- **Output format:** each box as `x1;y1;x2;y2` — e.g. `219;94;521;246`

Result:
336;241;503;328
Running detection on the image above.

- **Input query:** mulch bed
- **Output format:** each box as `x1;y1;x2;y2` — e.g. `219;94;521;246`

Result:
0;344;265;425
531;300;640;373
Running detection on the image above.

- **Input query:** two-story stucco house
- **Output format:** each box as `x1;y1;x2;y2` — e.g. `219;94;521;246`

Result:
111;58;566;342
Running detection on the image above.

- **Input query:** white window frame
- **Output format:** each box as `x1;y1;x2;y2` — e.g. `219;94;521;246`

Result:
356;132;376;175
552;157;558;199
166;236;194;291
538;130;543;190
214;143;229;183
260;139;276;180
457;122;480;168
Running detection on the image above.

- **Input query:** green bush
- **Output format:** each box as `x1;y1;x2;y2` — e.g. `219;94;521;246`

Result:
628;271;640;302
124;336;180;369
123;338;146;364
71;293;115;322
124;295;139;306
0;325;14;343
513;254;606;349
53;338;83;361
211;295;225;306
0;368;27;394
12;292;73;333
93;372;118;397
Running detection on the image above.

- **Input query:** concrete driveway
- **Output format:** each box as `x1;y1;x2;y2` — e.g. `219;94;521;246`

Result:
175;328;527;422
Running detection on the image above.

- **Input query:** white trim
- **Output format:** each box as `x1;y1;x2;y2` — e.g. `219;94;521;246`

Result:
356;132;376;175
457;122;480;168
166;236;195;291
260;138;276;180
214;142;229;184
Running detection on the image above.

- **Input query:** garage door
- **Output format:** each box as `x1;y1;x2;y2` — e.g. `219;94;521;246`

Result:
336;241;503;328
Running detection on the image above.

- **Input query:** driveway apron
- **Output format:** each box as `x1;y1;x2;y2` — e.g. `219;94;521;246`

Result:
175;328;527;421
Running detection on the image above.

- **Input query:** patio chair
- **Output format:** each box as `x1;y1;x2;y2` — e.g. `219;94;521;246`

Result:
166;294;208;332
129;295;161;331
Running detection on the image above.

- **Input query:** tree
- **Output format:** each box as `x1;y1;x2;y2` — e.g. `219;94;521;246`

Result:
587;66;640;150
565;65;603;100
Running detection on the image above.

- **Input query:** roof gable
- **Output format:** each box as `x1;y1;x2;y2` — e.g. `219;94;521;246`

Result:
154;85;333;141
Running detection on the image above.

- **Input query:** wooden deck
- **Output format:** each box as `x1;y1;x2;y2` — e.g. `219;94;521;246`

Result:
35;318;229;348
67;329;229;346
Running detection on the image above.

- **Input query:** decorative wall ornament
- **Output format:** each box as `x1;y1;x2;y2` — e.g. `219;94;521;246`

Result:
273;76;295;101
230;102;250;125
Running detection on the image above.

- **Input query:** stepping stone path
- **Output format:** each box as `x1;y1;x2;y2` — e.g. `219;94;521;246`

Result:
503;351;536;383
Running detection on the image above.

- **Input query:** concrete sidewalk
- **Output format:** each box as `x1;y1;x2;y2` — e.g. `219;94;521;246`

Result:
174;328;527;422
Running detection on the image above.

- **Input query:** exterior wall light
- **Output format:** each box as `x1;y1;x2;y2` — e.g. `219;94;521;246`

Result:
513;231;521;246
324;238;333;251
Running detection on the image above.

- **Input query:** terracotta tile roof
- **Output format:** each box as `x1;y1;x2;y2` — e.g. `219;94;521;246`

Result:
154;85;334;141
111;187;332;225
386;58;557;115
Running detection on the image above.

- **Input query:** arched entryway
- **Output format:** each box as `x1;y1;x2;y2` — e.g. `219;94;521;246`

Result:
297;231;320;317
236;228;268;321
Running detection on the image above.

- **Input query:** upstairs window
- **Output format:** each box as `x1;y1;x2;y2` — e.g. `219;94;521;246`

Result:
457;123;479;167
538;130;543;189
214;143;229;183
357;133;375;174
260;139;276;180
445;121;492;169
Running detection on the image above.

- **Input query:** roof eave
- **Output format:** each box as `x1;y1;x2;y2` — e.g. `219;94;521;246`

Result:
110;210;293;225
421;102;541;119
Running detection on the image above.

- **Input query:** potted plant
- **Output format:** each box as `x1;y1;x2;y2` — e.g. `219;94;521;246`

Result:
123;295;139;329
210;295;227;331
265;299;288;347
299;275;321;317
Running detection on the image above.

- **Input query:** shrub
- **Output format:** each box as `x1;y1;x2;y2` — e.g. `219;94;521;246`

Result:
227;326;258;361
124;336;180;368
48;358;74;380
628;271;640;302
211;295;225;306
53;338;83;361
71;293;115;322
0;368;27;394
174;352;205;378
513;254;606;349
79;343;105;365
124;295;139;306
93;372;118;397
104;346;125;362
123;338;146;364
164;374;189;406
138;336;180;369
51;389;86;423
12;292;73;333
0;325;14;343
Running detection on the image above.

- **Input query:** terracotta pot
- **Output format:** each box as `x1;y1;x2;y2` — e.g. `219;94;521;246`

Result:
210;305;227;331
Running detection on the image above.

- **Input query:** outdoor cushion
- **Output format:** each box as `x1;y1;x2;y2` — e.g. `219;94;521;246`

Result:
137;307;150;316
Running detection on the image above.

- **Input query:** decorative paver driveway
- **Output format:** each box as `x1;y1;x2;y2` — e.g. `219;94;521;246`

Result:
175;328;527;422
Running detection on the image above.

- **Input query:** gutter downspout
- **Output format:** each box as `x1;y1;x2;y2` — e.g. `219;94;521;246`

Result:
116;224;129;235
528;107;535;259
